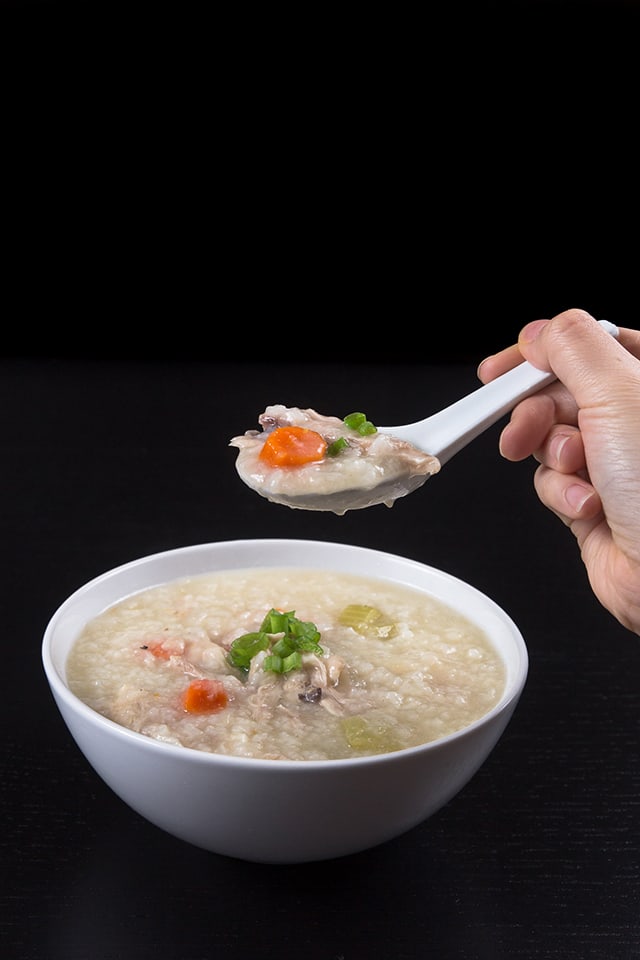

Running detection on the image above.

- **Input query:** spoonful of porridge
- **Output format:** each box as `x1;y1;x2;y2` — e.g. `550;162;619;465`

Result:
229;320;619;515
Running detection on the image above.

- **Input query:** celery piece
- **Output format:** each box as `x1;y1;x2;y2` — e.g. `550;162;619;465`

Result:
339;604;381;630
341;716;399;754
338;604;396;639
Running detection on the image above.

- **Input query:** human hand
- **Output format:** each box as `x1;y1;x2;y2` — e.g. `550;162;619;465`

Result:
477;308;640;635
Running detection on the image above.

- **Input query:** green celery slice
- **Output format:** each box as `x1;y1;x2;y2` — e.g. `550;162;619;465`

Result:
338;604;396;639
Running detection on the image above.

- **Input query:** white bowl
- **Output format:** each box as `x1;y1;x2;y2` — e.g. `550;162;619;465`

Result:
42;539;528;863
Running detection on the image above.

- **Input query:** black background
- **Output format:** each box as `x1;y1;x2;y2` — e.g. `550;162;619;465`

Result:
4;350;640;960
0;0;638;363
3;3;640;959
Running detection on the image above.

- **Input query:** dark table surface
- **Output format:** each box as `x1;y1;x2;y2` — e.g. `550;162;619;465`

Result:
2;354;639;960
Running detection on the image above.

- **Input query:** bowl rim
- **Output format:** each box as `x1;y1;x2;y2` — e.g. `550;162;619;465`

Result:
42;537;529;770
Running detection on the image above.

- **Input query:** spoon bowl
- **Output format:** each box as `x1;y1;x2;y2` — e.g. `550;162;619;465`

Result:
251;471;433;514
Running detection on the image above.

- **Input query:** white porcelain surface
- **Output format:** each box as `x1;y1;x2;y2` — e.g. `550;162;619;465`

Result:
380;319;619;465
42;539;528;863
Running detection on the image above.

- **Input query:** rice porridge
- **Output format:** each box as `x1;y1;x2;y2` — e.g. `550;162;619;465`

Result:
66;568;506;761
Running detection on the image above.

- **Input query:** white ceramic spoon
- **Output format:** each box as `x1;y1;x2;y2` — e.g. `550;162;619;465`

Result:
379;318;619;466
248;319;619;513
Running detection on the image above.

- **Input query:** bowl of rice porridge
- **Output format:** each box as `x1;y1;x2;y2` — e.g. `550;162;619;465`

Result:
42;538;528;863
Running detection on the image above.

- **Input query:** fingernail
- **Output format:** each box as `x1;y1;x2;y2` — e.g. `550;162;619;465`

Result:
565;483;594;513
548;433;571;465
497;424;512;458
476;357;492;378
520;319;549;344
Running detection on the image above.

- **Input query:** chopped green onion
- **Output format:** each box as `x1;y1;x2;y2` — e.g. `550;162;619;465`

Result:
227;632;270;670
327;437;348;457
343;411;377;436
263;651;304;674
260;609;291;634
283;651;303;672
227;609;323;675
263;654;282;673
271;635;295;658
343;411;366;429
327;414;378;462
358;420;376;435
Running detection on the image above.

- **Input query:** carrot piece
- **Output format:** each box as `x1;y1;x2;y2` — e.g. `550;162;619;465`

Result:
146;639;182;660
181;679;229;714
259;426;327;467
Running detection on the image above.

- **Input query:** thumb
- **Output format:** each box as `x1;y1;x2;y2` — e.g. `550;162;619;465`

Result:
518;309;639;409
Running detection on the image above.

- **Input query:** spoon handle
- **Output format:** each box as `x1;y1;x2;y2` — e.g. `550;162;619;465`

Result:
381;319;619;465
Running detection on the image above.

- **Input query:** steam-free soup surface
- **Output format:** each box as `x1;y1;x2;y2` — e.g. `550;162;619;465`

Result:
67;568;505;761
